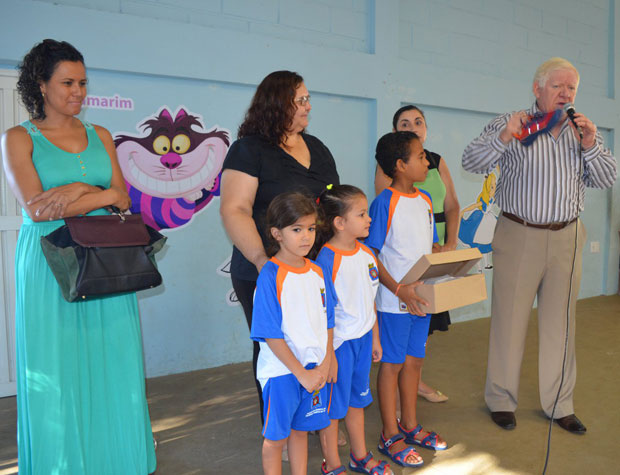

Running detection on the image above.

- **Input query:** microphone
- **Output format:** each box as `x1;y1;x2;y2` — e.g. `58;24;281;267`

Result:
563;103;583;138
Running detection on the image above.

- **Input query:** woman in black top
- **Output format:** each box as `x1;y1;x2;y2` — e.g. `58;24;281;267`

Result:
220;71;339;423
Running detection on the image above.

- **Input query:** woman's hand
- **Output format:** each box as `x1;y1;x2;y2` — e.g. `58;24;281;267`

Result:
106;185;130;212
437;157;460;254
27;182;94;220
2;124;129;221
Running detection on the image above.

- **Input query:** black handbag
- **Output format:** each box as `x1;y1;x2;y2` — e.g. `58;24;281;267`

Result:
40;210;167;302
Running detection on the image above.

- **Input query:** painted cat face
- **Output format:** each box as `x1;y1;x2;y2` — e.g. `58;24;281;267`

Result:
115;108;229;200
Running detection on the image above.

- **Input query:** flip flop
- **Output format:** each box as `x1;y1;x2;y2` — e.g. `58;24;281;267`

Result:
377;432;423;468
349;451;391;474
398;422;447;451
417;388;449;402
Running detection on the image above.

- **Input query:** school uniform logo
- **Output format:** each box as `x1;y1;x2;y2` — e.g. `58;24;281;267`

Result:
368;263;379;281
312;389;321;408
305;389;326;417
320;287;326;307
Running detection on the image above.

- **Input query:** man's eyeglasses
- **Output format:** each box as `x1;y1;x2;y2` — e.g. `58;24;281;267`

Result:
294;95;311;106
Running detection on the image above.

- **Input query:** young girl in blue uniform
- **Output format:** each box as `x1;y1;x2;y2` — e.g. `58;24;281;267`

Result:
251;191;336;475
366;132;448;469
314;185;392;475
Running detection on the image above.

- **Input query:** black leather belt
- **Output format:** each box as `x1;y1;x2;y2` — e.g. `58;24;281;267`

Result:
434;211;446;224
502;212;576;231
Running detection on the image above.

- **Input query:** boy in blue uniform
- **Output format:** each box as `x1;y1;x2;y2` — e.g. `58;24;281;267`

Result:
366;132;448;468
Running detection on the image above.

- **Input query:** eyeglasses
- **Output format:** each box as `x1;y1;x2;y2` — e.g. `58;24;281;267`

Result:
294;95;311;106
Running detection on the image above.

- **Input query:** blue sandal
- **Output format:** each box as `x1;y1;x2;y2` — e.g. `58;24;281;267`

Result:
398;422;447;451
349;451;391;474
321;461;346;475
377;432;423;468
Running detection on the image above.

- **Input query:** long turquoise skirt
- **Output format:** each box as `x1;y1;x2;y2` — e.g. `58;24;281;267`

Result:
15;218;157;474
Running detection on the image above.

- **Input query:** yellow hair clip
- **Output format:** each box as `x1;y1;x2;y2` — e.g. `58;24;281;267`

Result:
326;184;333;190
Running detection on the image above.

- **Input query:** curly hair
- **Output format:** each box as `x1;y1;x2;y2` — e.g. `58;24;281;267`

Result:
17;39;84;121
375;131;420;179
265;191;317;257
238;70;303;146
312;184;366;255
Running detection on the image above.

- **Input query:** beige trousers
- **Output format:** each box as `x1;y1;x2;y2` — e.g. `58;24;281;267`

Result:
484;214;586;418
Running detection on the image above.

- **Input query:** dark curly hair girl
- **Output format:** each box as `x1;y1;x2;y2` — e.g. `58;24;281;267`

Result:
237;70;304;146
17;39;84;121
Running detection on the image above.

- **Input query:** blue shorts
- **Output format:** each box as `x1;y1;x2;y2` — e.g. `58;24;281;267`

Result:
261;364;330;441
378;311;431;363
327;330;373;420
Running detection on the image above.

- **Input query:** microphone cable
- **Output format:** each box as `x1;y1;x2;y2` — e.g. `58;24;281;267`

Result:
541;124;583;475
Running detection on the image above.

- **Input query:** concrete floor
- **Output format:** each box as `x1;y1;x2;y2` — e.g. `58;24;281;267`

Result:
1;295;619;474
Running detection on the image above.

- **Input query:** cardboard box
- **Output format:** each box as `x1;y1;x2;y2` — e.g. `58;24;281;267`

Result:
399;248;487;313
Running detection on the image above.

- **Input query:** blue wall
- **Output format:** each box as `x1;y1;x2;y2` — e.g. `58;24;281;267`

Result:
1;0;618;377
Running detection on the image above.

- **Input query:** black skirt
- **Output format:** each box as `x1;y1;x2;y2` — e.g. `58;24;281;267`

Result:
428;310;451;335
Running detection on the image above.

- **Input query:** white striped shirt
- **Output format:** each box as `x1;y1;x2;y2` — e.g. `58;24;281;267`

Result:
462;103;617;223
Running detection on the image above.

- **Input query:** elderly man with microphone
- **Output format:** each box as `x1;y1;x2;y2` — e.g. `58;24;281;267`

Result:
462;57;616;433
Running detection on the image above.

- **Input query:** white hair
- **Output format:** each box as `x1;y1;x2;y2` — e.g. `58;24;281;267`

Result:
533;57;580;88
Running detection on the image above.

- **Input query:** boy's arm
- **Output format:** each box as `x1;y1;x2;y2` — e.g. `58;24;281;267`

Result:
265;338;325;393
374;251;427;316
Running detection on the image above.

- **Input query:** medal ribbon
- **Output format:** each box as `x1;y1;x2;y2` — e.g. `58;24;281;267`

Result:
512;109;562;146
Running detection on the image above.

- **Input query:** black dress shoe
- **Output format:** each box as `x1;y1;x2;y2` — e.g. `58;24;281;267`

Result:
554;414;587;434
491;411;516;430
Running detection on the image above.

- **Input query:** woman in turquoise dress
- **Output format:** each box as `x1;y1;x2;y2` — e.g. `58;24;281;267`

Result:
1;39;156;474
375;105;460;403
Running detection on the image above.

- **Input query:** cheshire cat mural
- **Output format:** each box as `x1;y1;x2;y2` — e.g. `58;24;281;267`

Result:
114;107;230;230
